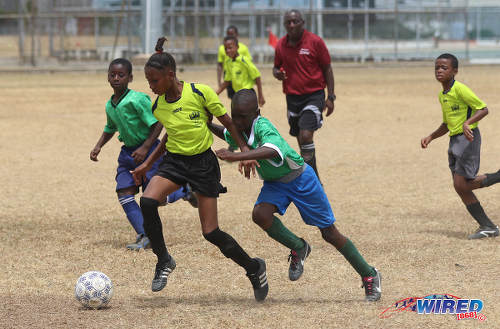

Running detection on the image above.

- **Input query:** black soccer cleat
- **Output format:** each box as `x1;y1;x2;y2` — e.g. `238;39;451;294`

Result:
288;239;311;281
468;226;499;240
152;256;176;292
246;258;269;302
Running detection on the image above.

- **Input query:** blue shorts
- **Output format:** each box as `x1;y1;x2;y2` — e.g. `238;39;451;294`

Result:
116;139;161;192
255;165;335;228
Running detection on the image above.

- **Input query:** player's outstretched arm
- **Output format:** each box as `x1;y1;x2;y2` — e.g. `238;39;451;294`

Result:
421;123;448;148
207;121;225;140
215;81;230;95
216;146;278;162
255;77;265;107
90;131;114;161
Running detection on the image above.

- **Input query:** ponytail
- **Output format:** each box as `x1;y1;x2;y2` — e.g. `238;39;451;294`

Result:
146;37;177;73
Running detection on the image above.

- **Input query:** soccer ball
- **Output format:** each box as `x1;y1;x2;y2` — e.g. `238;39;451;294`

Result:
75;271;113;309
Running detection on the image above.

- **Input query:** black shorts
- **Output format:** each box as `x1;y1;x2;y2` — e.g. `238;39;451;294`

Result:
155;148;227;198
227;82;235;99
286;89;325;137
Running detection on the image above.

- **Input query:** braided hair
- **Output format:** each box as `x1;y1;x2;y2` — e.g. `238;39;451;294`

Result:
145;37;176;73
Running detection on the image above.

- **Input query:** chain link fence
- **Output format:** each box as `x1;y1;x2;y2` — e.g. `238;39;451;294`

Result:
1;0;499;67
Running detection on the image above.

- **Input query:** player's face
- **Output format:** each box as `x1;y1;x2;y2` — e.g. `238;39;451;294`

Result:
224;40;239;59
145;66;174;95
231;104;257;133
435;58;457;83
284;12;304;39
108;64;131;91
226;28;237;37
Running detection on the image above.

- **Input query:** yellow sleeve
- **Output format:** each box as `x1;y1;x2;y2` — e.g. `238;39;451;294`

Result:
217;45;226;64
198;84;227;117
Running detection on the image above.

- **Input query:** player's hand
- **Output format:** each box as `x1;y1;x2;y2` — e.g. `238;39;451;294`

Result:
130;162;150;186
462;123;474;142
258;95;266;107
238;160;260;179
421;136;432;148
215;148;238;162
325;99;334;116
90;147;101;161
132;146;148;164
274;67;287;81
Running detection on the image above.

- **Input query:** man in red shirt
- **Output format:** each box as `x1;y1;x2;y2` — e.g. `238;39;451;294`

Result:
273;9;335;181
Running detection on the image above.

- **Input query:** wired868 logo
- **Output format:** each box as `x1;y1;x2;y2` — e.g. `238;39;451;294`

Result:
379;294;487;322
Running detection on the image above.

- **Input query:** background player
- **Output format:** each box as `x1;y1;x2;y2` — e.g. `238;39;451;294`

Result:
421;53;500;239
272;9;335;182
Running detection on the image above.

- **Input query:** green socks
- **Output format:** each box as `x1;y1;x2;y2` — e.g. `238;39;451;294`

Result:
339;239;376;277
265;216;305;251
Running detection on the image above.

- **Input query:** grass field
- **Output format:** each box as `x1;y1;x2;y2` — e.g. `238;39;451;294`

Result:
1;63;499;329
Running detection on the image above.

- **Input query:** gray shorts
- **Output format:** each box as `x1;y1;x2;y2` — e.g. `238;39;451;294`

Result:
448;128;481;179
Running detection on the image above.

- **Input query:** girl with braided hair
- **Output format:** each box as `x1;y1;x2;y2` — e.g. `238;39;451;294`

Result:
131;37;268;301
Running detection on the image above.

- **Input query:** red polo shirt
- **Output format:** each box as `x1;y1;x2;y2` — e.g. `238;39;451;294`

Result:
274;30;331;95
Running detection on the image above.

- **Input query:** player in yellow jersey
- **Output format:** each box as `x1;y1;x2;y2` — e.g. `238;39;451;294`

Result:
216;36;265;107
131;37;268;301
216;26;252;99
421;53;500;239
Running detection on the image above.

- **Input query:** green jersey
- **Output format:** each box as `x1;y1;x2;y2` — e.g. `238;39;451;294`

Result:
224;116;304;181
103;89;157;147
439;80;487;136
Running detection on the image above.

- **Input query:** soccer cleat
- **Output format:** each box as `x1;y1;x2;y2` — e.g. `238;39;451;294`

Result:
467;226;499;240
288;239;311;281
152;256;176;292
362;268;382;302
246;258;269;302
183;183;198;208
126;234;151;251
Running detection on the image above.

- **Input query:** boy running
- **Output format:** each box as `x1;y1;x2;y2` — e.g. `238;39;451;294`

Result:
91;58;196;251
421;53;500;239
209;89;381;302
216;36;265;107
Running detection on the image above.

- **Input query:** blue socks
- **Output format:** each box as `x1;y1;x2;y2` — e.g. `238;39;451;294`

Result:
119;195;144;235
166;187;187;204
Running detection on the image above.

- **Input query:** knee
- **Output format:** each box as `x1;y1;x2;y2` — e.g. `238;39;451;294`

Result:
252;206;274;229
320;229;333;244
453;180;467;194
252;208;265;227
139;197;159;219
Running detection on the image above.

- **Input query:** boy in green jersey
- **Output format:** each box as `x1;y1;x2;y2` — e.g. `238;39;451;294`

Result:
216;36;265;107
421;53;500;239
91;58;196;251
208;89;381;302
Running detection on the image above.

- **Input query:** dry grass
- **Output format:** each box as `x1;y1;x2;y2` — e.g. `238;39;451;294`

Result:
0;63;499;329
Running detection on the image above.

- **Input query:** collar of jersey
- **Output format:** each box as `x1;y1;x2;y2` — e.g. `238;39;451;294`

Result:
110;88;130;108
442;79;455;95
164;81;185;103
246;115;261;146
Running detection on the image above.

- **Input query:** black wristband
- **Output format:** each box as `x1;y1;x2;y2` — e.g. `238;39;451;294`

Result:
327;94;336;102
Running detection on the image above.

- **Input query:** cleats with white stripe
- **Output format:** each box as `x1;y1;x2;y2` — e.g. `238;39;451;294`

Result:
288;239;311;281
152;256;176;292
246;258;269;302
362;267;382;302
468;226;499;240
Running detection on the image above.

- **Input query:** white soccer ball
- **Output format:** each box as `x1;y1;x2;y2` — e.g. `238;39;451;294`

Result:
75;271;113;309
